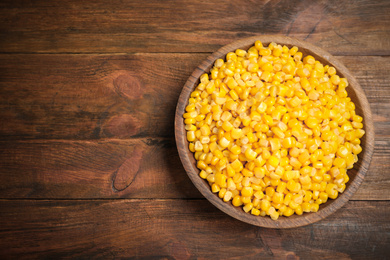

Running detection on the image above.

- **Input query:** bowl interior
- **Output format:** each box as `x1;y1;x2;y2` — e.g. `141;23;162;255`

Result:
175;36;374;228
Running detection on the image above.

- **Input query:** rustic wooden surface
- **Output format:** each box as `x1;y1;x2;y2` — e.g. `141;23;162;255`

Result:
0;0;389;258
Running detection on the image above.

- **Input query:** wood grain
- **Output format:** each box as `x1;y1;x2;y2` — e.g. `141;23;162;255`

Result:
0;0;389;55
0;199;389;259
0;139;200;199
0;54;389;140
0;54;201;140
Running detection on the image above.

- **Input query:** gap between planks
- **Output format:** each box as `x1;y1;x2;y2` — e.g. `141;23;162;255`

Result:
0;198;205;201
0;198;384;202
0;52;389;56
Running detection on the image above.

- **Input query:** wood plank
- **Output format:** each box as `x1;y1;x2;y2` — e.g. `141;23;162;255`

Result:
0;0;389;55
0;54;389;140
0;200;389;259
0;53;204;140
0;139;201;199
0;138;388;200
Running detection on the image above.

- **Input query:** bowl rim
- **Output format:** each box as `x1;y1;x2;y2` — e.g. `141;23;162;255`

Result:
174;35;375;228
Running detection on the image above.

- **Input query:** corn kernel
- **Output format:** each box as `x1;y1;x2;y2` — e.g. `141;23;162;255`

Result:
243;203;254;213
232;195;243;207
268;155;280;168
283;207;294;217
251;208;261;216
245;148;257;161
261;200;271;212
211;183;220;193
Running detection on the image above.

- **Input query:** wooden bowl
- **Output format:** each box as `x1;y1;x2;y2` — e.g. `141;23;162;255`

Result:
175;35;374;228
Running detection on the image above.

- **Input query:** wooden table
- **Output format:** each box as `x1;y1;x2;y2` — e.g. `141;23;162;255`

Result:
0;0;389;258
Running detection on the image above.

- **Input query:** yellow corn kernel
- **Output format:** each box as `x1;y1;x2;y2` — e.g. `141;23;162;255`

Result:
331;75;340;85
352;144;362;155
226;164;236;177
197;159;207;169
241;176;250;187
310;203;319;213
218;188;227;199
261;71;272;82
334;157;346;169
229;145;240;156
295;205;303;215
270;211;279;220
282;171;294;182
289;96;302;108
271;127;285;139
283;193;292;206
302;202;311;212
319;192;328;203
268;155;280;168
229;89;239;100
303;55;315;65
253;191;264;200
221;121;233;132
185;123;197;131
232;195;243;207
298;150;310;165
186;103;196;112
305;117;318;129
327;66;336;76
251;207;260;216
241;196;251;204
261;200;271;212
243;203;254;213
261;62;273;72
253;168;265;179
199;170;208;179
272;192;284;204
326;183;338;199
275;181;286;193
245;148;257;161
223;191;233;202
235;48;247;57
294;52;303;62
283;207;294;217
242;169;253;178
299;174;311;186
215;173;227;188
211;183;220;193
231;159;243;172
287;46;297;55
273;47;282;57
241;186;254;197
296;67;310;78
230;128;243;139
254;40;263;50
218;137;230;148
187;130;197;142
189;142;196;153
337;146;349;158
232;174;242;185
287;180;301;193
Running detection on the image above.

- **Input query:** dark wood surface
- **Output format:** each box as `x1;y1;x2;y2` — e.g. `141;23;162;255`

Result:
1;200;389;259
0;0;389;258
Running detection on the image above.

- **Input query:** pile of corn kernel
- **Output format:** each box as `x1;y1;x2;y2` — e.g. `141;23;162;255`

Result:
184;41;364;220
